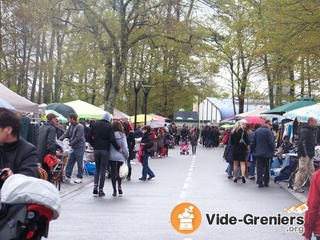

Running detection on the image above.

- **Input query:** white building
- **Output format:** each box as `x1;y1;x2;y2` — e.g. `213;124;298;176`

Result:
194;97;269;124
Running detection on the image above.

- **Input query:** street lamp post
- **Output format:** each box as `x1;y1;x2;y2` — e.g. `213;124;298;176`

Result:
142;84;152;126
133;80;143;131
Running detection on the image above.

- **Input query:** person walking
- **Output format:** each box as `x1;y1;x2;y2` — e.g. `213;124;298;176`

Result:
139;125;155;181
37;113;59;181
248;123;262;180
0;108;39;189
123;122;135;181
59;113;86;184
231;120;249;184
190;131;198;155
163;128;172;156
250;119;275;188
109;121;129;196
87;112;123;196
294;116;317;193
156;128;164;157
303;169;320;240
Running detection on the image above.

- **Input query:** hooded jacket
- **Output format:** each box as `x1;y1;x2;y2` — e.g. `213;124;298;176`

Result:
109;131;129;162
87;119;120;151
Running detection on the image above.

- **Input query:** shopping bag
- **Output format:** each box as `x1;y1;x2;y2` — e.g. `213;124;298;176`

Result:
119;162;129;179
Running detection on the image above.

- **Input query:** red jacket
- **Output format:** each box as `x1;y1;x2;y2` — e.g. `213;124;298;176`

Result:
304;170;320;238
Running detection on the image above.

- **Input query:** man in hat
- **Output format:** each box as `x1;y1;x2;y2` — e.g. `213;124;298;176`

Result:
37;113;59;181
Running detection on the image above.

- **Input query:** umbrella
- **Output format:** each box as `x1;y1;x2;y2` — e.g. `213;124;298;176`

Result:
285;103;320;124
0;97;16;111
243;116;265;126
46;103;77;119
45;110;68;124
262;97;317;115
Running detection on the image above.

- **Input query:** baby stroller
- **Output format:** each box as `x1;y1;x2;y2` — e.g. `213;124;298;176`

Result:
0;174;61;240
180;140;190;155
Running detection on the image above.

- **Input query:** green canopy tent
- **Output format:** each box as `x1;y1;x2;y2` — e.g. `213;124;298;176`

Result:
262;98;317;116
64;100;106;119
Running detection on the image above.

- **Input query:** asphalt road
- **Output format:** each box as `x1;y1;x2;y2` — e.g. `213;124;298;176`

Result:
47;145;305;240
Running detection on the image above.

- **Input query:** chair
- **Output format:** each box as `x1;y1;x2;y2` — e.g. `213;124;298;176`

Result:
51;152;69;190
38;167;48;180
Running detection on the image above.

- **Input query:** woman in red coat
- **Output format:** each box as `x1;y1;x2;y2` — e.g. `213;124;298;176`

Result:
303;170;320;240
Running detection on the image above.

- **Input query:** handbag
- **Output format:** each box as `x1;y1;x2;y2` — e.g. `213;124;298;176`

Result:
239;130;248;147
119;162;129;179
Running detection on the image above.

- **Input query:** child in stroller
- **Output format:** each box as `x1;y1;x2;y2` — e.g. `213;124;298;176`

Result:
0;174;60;240
180;138;190;155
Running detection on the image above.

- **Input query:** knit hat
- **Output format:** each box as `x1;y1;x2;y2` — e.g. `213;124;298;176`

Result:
102;111;111;122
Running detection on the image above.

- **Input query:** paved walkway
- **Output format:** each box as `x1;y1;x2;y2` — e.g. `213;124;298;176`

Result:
58;174;94;198
57;158;310;203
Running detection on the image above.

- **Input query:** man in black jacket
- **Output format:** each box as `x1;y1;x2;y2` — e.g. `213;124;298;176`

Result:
294;116;317;193
87;111;123;196
37;113;59;181
0;108;39;189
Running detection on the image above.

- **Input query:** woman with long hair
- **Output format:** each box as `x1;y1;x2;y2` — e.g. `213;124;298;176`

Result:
231;120;249;184
122;122;135;181
109;121;129;196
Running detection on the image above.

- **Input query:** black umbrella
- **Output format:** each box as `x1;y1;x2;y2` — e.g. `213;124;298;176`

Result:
46;103;77;119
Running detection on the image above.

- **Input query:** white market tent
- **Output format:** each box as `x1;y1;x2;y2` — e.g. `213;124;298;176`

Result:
0;83;39;113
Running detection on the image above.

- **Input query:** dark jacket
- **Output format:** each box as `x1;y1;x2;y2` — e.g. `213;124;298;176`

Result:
250;125;275;158
297;123;316;159
126;131;135;160
59;122;85;149
87;119;120;151
141;132;153;154
0;137;40;188
231;128;249;161
37;122;56;164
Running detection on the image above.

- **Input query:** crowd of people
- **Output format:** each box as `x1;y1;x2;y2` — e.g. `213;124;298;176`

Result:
3;106;320;239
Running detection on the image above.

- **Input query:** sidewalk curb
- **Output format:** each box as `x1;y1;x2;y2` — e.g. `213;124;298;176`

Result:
59;177;94;199
277;181;307;203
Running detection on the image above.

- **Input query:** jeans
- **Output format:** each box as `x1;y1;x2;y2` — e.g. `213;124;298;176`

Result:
93;149;109;190
249;157;256;177
191;145;197;154
256;157;270;185
227;163;240;177
204;139;212;148
141;153;155;179
110;160;123;191
66;146;85;179
294;156;315;191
